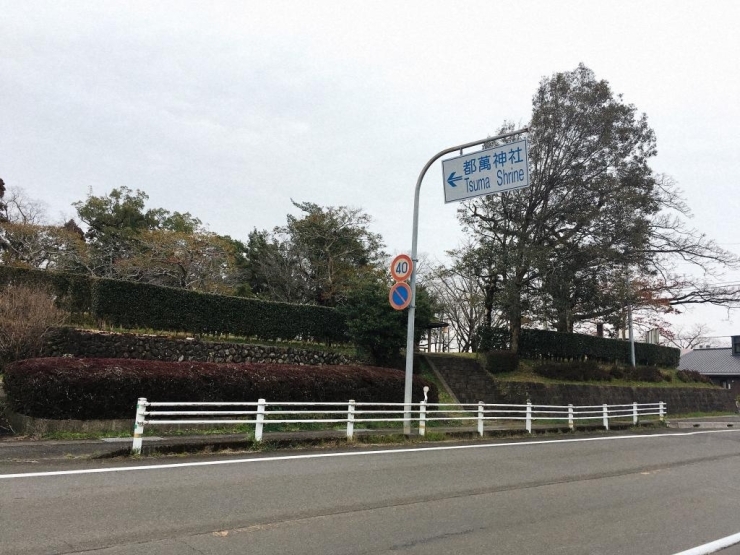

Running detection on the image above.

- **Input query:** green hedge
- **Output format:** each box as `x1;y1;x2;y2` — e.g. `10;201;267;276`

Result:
0;266;92;315
481;350;519;375
91;278;348;343
4;357;439;420
0;266;349;343
476;326;680;368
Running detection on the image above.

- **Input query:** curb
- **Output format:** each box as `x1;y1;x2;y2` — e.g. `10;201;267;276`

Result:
95;421;649;458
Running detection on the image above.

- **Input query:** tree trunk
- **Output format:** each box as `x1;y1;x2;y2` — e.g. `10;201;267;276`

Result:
555;307;569;333
483;286;494;328
510;316;521;354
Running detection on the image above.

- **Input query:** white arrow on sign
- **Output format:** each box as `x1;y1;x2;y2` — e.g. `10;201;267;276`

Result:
442;138;530;204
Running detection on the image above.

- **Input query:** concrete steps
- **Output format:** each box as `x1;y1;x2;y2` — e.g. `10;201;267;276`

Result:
423;354;499;404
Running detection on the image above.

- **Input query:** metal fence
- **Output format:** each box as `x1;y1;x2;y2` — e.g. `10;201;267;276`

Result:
131;395;666;454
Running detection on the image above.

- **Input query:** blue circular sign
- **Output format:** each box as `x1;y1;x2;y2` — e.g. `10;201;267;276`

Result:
389;282;412;310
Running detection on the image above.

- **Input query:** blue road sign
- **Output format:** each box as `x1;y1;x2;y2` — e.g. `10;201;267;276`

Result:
442;138;530;203
389;282;412;310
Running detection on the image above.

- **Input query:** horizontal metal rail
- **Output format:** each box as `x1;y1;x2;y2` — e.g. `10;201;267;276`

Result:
131;398;666;454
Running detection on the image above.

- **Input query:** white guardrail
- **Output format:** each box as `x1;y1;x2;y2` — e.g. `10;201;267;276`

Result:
131;392;666;454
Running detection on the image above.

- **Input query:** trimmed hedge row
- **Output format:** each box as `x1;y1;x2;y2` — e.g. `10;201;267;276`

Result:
90;279;348;343
0;266;348;343
3;358;439;420
533;361;713;384
675;369;713;384
481;350;519;375
0;265;91;315
477;327;680;368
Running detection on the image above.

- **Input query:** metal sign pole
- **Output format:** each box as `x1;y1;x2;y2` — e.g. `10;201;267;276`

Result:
402;127;529;435
628;304;636;367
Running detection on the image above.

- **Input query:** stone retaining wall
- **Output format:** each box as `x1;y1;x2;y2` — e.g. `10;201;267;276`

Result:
41;328;358;366
4;410;251;436
492;381;737;415
6;410;133;436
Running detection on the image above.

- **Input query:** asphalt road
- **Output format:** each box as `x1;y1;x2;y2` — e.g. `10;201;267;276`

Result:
2;430;740;555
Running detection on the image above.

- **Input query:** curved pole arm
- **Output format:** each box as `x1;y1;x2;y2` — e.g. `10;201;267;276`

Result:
402;126;530;435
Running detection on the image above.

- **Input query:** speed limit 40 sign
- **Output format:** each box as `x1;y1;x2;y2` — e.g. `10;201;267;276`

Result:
390;254;413;282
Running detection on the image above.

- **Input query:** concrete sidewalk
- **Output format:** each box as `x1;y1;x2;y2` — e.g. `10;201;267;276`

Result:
666;414;740;429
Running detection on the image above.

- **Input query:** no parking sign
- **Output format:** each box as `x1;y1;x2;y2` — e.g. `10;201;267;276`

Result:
389;282;412;310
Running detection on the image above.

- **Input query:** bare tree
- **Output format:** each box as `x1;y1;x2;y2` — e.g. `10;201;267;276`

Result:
0;186;49;225
0;284;67;366
0;178;6;223
660;323;721;350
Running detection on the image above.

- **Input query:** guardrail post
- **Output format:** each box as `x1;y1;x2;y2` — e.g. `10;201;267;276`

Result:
131;397;147;455
602;404;609;430
659;401;665;422
633;402;638;426
478;402;484;436
419;400;426;437
255;398;266;442
568;404;574;431
347;400;356;440
526;401;532;433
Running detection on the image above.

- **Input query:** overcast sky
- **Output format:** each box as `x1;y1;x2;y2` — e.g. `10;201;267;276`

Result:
1;1;739;340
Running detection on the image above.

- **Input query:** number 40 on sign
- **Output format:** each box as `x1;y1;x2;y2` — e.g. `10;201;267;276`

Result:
390;254;413;282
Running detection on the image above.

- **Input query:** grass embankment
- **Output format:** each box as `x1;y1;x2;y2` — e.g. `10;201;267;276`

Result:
445;353;718;389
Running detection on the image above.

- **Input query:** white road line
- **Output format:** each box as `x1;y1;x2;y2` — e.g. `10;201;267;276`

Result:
1;428;738;480
672;531;740;555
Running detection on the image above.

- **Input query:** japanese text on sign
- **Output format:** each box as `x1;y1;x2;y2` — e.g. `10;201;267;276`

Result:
442;138;529;203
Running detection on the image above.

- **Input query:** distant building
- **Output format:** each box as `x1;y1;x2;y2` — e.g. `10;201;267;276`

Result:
678;335;740;392
644;328;660;345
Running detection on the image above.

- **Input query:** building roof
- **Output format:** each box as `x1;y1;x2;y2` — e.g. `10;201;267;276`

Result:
678;348;740;375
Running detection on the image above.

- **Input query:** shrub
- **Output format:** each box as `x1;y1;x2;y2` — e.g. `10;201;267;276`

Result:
338;278;434;367
481;350;519;374
0;284;67;369
609;365;625;380
536;362;674;383
3;357;439;420
623;365;666;383
676;369;712;384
